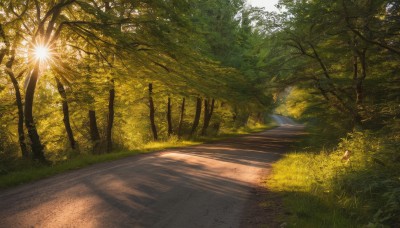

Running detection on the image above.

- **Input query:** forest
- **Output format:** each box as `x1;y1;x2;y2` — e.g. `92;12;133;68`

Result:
0;0;399;227
0;0;273;163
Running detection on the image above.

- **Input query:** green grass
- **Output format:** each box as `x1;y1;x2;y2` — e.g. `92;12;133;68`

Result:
0;123;276;190
268;153;358;227
196;122;279;142
267;131;400;227
0;150;144;189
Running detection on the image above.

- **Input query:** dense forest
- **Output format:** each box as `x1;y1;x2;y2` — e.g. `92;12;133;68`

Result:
0;0;399;226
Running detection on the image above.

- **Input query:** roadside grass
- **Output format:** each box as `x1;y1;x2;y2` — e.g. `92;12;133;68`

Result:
268;153;358;227
267;131;400;227
195;123;278;142
0;122;276;190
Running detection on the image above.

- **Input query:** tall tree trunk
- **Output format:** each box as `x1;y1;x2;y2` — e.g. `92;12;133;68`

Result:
106;79;115;152
89;110;101;154
352;46;367;129
256;112;264;123
149;83;158;140
22;1;70;162
55;78;76;150
177;97;185;138
167;97;173;137
352;54;362;128
24;64;46;162
190;97;202;136
201;98;215;136
5;50;28;158
7;70;28;158
356;49;367;107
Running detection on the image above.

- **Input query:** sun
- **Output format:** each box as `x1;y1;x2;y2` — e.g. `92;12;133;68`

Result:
34;45;50;61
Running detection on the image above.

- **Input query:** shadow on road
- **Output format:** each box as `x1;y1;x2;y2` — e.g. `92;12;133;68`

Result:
0;125;305;228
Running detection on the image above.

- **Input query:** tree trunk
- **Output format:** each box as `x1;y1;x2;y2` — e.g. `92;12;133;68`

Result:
356;49;367;107
201;98;215;136
24;64;46;162
7;70;28;158
106;79;115;152
167;97;173;137
177;97;185;138
352;47;367;129
55;78;76;151
89;110;101;154
149;83;158;140
190;97;202;136
5;49;28;158
256;112;264;123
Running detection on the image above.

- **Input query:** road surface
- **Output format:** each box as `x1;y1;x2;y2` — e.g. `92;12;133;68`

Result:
0;115;303;228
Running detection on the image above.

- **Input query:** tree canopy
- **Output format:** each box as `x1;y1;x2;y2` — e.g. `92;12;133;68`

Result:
0;0;274;162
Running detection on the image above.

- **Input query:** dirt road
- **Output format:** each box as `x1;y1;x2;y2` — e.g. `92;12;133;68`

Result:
0;115;303;228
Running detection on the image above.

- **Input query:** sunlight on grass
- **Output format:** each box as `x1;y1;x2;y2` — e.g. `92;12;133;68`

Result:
267;131;400;227
142;136;201;150
268;153;357;227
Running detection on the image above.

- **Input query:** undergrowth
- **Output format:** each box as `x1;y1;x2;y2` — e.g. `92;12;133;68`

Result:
268;131;400;227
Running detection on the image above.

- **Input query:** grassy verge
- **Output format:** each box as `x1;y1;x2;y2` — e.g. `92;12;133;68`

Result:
267;131;400;227
0;122;276;190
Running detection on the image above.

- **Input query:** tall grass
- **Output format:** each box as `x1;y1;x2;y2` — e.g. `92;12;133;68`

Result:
268;131;400;227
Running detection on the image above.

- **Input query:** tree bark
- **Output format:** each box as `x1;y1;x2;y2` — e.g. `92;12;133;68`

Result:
55;77;76;151
5;48;28;158
89;110;101;154
353;50;367;129
201;98;215;136
7;70;28;158
106;79;115;152
149;83;158;140
167;97;173;137
24;64;46;162
190;97;202;136
177;97;185;138
356;49;367;106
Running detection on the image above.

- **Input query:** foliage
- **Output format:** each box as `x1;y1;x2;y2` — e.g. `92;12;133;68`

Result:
0;0;273;164
1;0;399;226
268;130;400;227
257;0;400;130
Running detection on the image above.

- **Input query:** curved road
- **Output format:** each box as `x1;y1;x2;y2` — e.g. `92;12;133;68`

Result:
0;115;303;228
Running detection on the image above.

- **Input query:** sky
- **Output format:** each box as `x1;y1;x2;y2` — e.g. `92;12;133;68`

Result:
247;0;280;12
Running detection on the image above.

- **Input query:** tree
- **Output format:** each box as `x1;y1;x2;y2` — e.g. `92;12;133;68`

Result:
177;97;186;138
148;83;158;141
201;98;215;136
106;79;115;152
167;97;173;137
2;38;28;158
55;77;77;151
190;97;202;136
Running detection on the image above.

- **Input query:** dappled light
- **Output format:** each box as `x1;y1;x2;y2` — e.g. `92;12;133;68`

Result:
0;0;399;227
0;126;302;227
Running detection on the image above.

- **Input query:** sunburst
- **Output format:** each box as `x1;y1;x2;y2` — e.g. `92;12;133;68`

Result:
34;45;50;61
33;44;51;62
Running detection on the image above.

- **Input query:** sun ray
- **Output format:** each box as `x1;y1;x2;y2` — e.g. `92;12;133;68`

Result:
34;45;50;61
